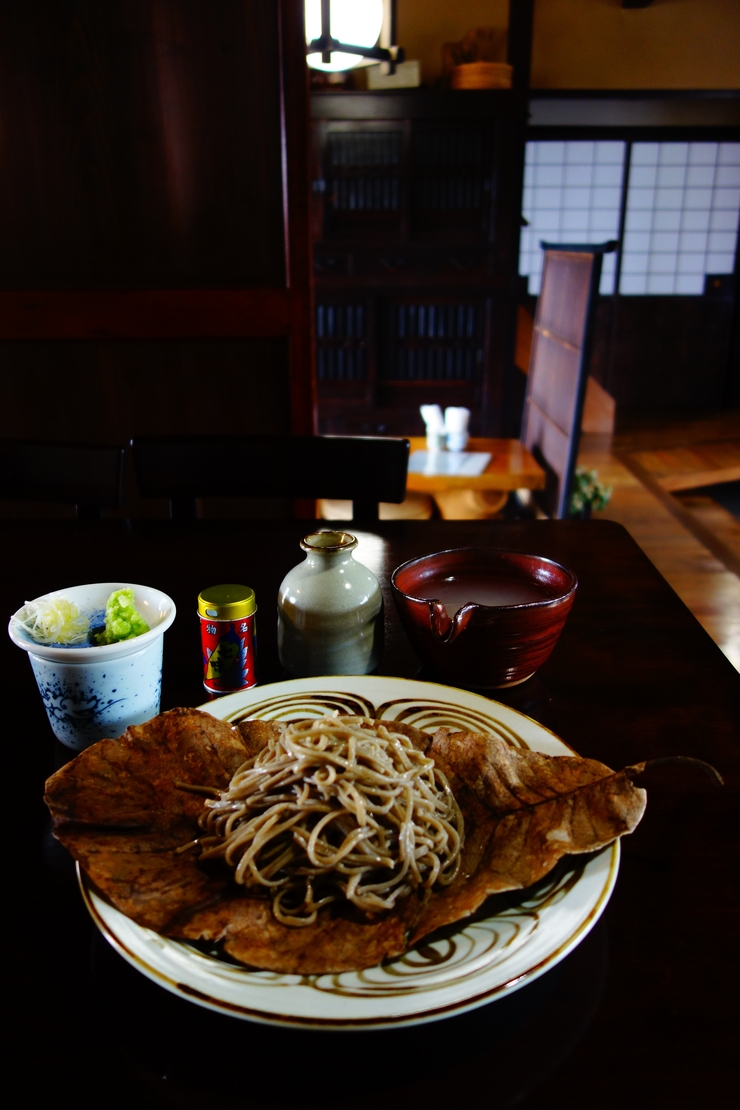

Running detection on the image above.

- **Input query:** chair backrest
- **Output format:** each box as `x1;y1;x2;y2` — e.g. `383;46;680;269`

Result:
521;241;615;518
0;440;125;520
131;435;410;521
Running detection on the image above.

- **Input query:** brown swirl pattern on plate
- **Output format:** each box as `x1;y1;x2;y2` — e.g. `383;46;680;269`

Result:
221;690;377;723
221;690;531;750
81;841;618;1023
375;698;530;749
152;853;594;1001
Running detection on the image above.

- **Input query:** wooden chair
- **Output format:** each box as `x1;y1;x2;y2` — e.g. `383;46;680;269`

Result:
520;241;615;518
131;435;410;521
0;440;125;520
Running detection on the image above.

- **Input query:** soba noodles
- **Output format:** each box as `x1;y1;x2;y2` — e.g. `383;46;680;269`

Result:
195;716;464;927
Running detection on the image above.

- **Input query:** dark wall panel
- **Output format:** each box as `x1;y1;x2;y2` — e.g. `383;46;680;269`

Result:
606;296;734;409
0;0;285;288
1;337;291;442
0;337;292;516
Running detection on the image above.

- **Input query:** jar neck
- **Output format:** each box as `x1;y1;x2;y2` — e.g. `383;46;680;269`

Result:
300;530;358;561
304;547;354;569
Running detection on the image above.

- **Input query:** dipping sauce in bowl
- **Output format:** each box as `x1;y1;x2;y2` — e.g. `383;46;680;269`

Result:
425;574;551;616
391;548;577;688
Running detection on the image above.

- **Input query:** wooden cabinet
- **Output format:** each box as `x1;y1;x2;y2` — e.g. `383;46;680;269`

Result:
310;91;526;437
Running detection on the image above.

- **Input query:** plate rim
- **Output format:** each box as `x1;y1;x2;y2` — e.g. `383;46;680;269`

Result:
81;674;620;1029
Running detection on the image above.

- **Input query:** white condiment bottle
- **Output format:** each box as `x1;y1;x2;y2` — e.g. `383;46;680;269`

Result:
277;531;383;677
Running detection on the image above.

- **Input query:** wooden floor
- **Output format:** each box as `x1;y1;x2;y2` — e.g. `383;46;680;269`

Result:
578;409;740;672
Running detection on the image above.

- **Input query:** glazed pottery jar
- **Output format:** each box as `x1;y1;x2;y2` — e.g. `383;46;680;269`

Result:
277;531;383;677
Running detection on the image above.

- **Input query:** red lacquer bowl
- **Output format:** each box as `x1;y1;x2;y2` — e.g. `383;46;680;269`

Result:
390;548;578;689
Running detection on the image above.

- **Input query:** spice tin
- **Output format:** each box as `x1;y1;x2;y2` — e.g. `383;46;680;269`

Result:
197;584;257;694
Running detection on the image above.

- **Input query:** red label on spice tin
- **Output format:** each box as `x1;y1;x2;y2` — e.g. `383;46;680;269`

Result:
199;613;257;694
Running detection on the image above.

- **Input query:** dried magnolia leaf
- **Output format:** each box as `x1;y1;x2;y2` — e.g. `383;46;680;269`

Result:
45;708;280;931
45;708;649;974
410;728;647;943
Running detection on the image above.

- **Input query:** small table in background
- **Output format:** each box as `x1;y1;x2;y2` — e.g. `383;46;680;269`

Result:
405;436;546;518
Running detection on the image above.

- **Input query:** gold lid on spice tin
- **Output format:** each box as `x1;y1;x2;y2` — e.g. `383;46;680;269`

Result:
198;584;256;621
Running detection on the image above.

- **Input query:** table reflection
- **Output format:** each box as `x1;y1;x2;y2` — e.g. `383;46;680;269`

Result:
87;905;608;1109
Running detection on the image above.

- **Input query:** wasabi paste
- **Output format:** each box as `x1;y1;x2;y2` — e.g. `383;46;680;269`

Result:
95;588;150;645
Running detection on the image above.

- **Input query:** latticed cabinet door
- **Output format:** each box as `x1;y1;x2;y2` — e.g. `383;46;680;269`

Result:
312;120;411;245
315;298;374;400
410;120;497;245
377;295;487;407
311;92;523;437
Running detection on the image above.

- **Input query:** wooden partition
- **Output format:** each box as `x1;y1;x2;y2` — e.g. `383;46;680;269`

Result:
521;246;605;517
0;0;315;515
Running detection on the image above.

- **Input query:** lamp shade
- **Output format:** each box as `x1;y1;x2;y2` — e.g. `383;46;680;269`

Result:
305;0;384;72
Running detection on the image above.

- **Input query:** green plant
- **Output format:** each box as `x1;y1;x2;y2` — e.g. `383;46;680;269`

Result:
570;466;612;516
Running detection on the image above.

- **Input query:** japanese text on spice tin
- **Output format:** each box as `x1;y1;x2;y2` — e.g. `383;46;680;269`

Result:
197;584;257;694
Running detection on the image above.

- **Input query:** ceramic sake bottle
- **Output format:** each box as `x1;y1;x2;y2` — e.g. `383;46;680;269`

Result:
277;531;383;677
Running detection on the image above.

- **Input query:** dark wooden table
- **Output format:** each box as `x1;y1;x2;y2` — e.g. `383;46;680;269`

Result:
3;519;738;1109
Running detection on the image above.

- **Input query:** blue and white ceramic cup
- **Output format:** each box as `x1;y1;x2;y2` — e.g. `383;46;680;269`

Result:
9;582;176;750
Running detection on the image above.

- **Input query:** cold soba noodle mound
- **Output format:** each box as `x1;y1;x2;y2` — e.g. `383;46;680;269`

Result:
192;716;464;926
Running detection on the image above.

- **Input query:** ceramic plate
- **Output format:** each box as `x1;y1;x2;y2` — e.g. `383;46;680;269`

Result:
80;675;619;1029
